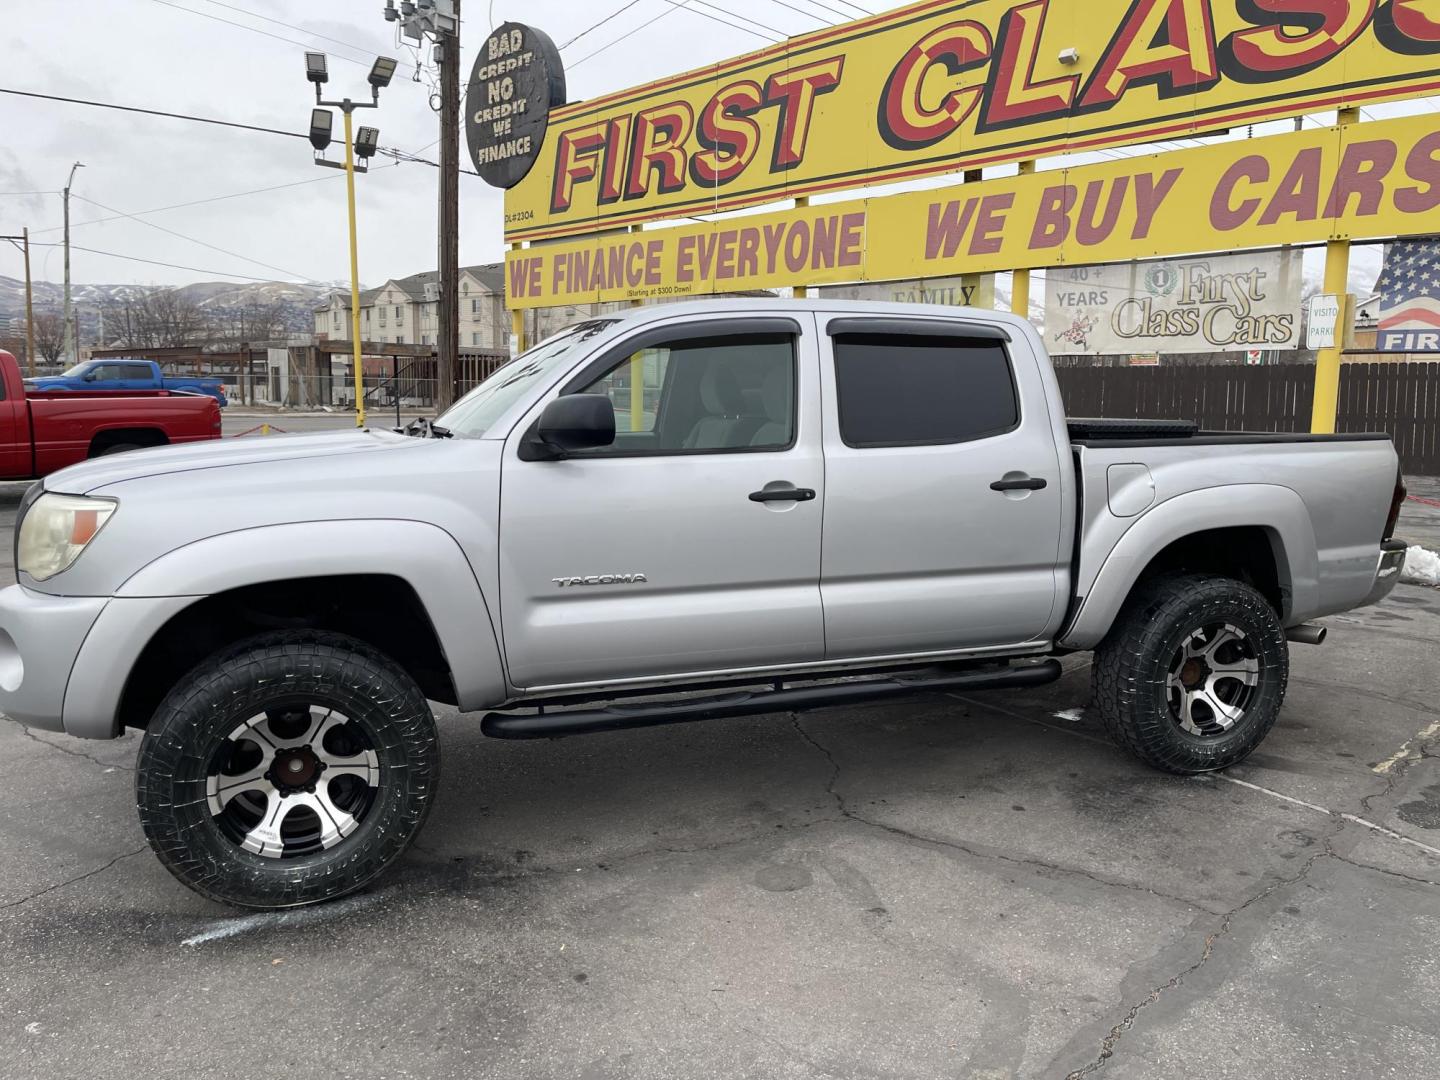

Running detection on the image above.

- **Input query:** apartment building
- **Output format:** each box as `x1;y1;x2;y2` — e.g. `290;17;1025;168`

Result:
313;264;510;350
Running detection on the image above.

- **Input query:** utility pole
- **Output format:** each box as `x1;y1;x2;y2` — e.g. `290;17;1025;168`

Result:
22;228;34;376
385;0;460;411
61;161;84;364
437;0;461;412
1;231;36;374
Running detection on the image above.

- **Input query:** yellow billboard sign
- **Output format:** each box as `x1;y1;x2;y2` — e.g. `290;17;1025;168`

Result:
504;0;1440;243
505;112;1440;308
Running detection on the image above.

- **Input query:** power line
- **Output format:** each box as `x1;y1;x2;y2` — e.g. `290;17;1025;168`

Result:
571;3;689;67
828;0;874;15
658;0;785;41
146;0;403;76
71;193;315;282
30;175;345;236
793;0;867;20
188;0;415;74
29;241;305;283
0;190;55;197
762;0;835;26
559;0;649;50
0;87;306;140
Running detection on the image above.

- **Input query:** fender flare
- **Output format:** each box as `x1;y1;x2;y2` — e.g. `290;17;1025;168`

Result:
1058;484;1317;651
85;518;504;712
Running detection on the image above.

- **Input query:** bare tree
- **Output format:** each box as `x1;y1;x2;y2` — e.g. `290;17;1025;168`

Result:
0;332;26;367
212;298;289;347
31;311;66;364
101;288;214;349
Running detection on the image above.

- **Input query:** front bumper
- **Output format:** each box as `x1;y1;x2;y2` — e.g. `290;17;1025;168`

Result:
1361;539;1409;608
0;585;108;734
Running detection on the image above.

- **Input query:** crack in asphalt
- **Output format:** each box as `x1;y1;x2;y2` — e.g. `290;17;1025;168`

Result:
1062;836;1337;1080
16;726;134;772
0;848;147;915
786;715;1207;912
1324;844;1440;888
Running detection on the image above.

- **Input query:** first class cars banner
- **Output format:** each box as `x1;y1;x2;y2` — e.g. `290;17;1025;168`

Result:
504;0;1440;243
505;112;1440;308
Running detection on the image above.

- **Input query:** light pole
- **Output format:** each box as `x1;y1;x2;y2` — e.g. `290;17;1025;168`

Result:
62;161;84;364
307;51;395;428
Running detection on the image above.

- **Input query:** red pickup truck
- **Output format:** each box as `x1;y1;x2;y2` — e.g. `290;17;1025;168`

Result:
0;350;221;479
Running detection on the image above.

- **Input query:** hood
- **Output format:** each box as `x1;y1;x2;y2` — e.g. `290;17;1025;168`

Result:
46;428;421;494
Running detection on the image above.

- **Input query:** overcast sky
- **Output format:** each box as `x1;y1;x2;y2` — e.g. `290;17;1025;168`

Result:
0;0;1427;294
0;0;909;291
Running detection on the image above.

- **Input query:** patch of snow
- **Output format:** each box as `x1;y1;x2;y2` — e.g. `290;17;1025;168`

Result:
1401;546;1440;586
1053;708;1086;723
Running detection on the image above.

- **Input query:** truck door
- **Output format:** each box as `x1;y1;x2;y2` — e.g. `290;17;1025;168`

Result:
816;315;1068;659
498;315;825;689
113;362;153;390
0;367;29;478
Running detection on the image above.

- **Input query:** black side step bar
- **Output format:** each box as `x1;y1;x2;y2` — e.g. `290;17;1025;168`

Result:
481;659;1063;740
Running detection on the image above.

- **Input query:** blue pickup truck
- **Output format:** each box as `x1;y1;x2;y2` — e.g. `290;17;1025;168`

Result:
29;359;228;407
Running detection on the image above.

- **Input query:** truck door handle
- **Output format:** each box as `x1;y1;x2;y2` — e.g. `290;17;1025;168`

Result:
750;486;817;503
990;477;1048;492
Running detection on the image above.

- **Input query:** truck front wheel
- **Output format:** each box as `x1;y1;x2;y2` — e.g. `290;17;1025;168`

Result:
136;632;440;909
1092;574;1288;774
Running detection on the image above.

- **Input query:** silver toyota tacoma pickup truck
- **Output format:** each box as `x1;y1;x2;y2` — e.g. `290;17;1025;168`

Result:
0;300;1409;908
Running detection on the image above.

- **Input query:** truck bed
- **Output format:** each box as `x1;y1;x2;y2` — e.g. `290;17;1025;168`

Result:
1062;431;1400;648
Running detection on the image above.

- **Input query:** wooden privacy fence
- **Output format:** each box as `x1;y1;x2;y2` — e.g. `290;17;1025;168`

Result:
1053;363;1440;475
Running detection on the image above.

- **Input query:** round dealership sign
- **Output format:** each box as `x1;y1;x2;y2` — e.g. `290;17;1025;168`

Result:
466;22;565;189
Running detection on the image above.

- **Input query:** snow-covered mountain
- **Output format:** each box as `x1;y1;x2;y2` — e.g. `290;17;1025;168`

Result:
0;275;336;337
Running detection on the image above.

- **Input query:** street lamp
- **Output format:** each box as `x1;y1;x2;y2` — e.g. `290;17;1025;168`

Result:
306;51;393;427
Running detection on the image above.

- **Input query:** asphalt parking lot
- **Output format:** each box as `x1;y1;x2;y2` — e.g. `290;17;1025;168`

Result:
1;490;1439;1080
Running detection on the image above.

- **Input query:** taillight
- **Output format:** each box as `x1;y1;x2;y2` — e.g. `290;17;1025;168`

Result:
1383;468;1406;541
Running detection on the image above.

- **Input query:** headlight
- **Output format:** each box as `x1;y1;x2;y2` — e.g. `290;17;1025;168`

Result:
17;494;117;582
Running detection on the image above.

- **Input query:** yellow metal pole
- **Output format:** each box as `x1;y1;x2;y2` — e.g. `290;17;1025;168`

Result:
626;226;645;430
1310;108;1360;434
793;196;810;299
507;241;525;356
343;108;365;429
1011;161;1036;318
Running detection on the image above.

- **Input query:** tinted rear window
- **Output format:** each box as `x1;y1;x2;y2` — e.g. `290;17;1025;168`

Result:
832;334;1018;448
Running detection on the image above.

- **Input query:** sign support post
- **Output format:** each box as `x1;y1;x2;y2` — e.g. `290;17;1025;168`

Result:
1010;162;1035;319
508;243;525;356
793;197;811;299
1311;108;1360;434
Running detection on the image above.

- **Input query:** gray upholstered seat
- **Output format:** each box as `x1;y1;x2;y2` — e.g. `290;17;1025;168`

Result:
683;365;746;449
748;366;792;447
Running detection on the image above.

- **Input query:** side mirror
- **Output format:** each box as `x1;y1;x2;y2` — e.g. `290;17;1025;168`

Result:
529;394;616;459
82;370;97;381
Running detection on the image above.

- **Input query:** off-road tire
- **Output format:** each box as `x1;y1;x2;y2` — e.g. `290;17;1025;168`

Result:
136;631;440;909
1092;574;1288;774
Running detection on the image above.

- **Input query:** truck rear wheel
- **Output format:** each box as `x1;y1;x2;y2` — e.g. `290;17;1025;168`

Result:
1092;574;1288;774
136;632;440;909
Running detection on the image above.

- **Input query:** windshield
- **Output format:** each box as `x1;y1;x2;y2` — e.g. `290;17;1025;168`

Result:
60;362;95;377
435;321;617;438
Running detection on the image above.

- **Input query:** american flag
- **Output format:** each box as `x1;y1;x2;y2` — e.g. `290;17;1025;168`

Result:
1377;238;1440;353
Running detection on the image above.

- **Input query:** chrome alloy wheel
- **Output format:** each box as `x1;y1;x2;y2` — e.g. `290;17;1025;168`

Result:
1165;623;1261;737
206;706;380;859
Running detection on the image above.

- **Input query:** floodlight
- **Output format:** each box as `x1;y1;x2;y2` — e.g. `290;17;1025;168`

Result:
355;126;380;159
383;0;398;21
369;56;398;89
309;109;334;151
305;51;329;85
